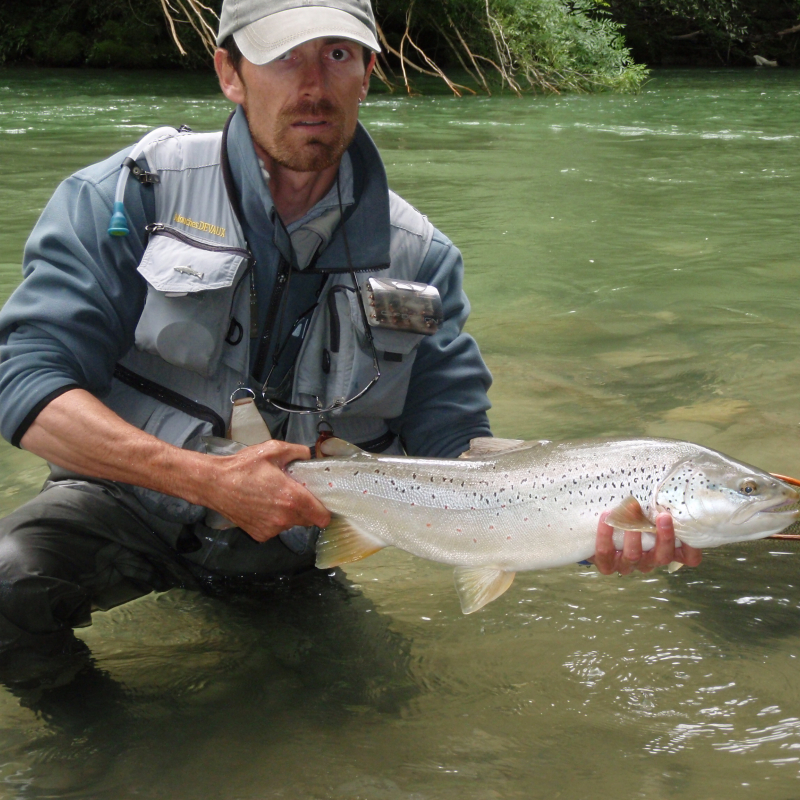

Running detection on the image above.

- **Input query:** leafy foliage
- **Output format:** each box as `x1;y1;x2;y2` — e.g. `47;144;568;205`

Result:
0;0;212;68
609;0;800;66
374;0;647;93
2;0;798;83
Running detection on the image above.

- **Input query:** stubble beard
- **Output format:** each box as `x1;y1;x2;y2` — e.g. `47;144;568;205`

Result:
258;98;354;173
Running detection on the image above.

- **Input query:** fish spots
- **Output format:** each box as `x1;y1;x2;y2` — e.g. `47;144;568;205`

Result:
324;467;331;472
383;509;388;514
507;536;511;540
489;525;495;530
328;482;333;487
363;490;368;494
426;523;432;527
473;538;477;543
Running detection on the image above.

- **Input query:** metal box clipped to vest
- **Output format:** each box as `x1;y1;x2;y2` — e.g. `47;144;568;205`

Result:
361;277;443;336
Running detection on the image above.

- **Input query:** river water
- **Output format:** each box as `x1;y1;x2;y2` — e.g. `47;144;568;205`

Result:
0;67;799;799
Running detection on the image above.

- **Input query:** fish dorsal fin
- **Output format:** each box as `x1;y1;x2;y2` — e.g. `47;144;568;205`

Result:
203;436;247;456
319;438;365;458
315;514;386;569
453;566;516;614
459;437;541;459
605;496;658;533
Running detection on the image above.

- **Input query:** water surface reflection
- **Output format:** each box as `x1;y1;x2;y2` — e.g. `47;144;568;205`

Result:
1;67;800;798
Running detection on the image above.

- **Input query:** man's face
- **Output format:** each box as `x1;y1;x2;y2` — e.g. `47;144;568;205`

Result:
219;38;374;173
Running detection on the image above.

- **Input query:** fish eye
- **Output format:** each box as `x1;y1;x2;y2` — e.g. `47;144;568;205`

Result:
739;479;759;496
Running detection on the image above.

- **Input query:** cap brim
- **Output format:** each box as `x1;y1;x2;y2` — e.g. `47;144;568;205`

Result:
233;7;380;66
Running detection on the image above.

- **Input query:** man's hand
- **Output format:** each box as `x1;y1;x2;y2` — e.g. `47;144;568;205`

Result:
205;440;331;542
21;388;331;544
591;510;702;575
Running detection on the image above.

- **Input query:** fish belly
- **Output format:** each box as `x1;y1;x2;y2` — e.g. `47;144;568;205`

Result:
315;490;601;571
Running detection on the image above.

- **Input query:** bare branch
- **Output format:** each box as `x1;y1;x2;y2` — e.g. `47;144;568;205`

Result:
446;12;491;95
159;0;187;56
158;0;219;58
401;10;475;96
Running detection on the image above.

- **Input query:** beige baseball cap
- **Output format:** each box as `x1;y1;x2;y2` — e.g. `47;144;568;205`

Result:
217;0;380;65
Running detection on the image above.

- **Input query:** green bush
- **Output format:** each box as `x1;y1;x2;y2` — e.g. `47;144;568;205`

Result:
32;31;88;67
377;0;648;93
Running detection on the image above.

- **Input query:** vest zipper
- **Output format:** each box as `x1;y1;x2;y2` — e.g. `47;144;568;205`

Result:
113;364;227;437
145;223;252;258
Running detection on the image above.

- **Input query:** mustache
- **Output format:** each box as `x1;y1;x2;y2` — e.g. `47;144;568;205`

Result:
281;98;343;121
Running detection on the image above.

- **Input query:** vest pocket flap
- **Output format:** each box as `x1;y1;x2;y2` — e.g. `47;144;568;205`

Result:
138;234;247;293
368;323;425;356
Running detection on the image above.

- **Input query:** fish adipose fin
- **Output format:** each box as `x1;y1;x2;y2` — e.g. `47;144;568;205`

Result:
605;496;657;533
315;515;386;569
453;566;516;614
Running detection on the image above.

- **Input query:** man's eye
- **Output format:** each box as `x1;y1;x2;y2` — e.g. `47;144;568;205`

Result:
276;50;293;61
330;48;349;61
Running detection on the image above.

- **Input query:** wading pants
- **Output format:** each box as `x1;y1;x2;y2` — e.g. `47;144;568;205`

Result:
0;478;316;673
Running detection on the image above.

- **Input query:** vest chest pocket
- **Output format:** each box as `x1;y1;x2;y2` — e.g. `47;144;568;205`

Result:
339;287;426;419
135;225;251;378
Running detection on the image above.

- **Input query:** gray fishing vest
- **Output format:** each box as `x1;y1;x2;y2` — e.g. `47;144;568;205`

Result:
103;128;435;526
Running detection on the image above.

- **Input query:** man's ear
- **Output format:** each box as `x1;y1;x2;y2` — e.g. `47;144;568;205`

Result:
215;48;246;105
360;51;376;103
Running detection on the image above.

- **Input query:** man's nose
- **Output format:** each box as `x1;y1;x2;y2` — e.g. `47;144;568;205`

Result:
297;56;327;97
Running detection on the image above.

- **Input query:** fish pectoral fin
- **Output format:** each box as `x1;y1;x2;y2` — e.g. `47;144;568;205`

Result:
318;438;365;458
315;515;386;569
605;496;658;533
667;561;684;573
453;566;516;614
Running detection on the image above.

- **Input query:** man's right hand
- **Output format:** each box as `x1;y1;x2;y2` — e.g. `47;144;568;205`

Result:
20;388;331;544
205;440;331;542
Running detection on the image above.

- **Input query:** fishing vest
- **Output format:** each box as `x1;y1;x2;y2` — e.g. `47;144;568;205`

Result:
103;127;436;526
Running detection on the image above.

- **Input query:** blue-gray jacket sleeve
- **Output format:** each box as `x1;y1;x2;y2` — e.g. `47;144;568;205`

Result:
391;230;492;458
0;149;152;446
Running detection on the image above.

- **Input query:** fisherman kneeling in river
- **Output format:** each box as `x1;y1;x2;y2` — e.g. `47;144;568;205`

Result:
0;0;701;686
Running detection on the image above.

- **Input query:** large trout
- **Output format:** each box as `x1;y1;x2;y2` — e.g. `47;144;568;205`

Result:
208;436;800;613
288;437;800;613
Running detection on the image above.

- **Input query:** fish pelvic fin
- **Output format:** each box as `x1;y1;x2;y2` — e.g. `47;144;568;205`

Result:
453;566;516;614
605;496;658;533
315;514;386;569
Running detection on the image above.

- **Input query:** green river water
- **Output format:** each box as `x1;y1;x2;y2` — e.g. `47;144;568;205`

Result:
0;67;799;799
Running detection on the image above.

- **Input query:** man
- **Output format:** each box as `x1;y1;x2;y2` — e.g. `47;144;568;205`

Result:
0;0;699;682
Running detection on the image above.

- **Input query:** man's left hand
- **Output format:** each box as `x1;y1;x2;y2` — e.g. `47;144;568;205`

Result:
591;511;703;575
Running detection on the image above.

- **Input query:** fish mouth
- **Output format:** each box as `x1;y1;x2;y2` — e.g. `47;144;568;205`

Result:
729;494;799;524
762;497;800;514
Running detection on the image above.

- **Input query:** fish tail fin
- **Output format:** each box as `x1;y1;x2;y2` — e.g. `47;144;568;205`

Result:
453;566;516;614
315;514;386;569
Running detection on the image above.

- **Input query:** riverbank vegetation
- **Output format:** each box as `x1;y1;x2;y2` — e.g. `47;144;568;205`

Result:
1;0;798;93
